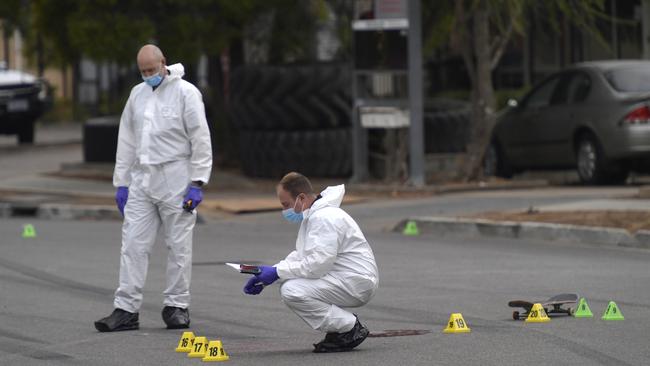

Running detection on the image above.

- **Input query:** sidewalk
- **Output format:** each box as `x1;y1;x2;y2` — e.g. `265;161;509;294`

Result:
2;123;650;249
3;160;650;250
0;157;554;220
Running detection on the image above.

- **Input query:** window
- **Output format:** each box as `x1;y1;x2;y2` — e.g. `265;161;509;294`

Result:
523;76;561;109
566;73;591;103
605;65;650;92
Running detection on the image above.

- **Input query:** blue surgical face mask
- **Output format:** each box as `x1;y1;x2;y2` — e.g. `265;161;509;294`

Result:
282;208;303;223
282;196;304;223
142;68;163;87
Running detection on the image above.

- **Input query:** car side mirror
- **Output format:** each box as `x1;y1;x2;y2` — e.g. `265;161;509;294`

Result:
507;98;518;108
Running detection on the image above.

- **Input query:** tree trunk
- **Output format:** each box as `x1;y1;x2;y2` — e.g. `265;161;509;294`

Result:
2;27;10;68
461;0;497;182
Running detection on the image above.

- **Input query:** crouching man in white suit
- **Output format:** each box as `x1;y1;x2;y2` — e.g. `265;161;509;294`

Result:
243;172;379;353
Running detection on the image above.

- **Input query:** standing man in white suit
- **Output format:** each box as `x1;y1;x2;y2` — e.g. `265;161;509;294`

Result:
95;44;212;332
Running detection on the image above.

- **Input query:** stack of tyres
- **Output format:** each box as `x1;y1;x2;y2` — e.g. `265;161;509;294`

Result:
423;99;471;154
229;64;352;178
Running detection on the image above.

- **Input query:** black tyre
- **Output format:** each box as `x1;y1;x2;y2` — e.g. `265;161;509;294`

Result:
575;133;628;185
239;128;352;178
229;64;351;131
484;141;513;178
424;101;471;154
17;122;35;144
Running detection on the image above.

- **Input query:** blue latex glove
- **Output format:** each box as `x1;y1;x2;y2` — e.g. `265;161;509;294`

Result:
256;265;279;285
182;186;203;212
243;277;264;295
115;186;128;216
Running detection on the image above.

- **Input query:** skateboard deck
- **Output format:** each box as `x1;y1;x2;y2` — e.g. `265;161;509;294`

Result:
508;293;578;320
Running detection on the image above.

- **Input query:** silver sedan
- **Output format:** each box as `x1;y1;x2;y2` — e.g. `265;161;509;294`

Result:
485;60;650;184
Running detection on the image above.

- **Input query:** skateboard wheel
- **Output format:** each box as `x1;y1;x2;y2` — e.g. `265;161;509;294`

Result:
512;311;519;320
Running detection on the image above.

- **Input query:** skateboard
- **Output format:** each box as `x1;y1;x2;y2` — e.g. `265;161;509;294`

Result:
508;293;578;320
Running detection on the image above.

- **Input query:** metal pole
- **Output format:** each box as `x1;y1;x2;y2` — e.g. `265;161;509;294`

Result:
351;42;368;182
643;0;650;60
407;0;425;186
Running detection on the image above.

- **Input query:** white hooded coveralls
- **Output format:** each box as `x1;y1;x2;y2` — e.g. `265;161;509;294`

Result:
275;185;379;333
112;63;212;312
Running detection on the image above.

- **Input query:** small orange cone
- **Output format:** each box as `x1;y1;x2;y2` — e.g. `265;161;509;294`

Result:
187;336;209;358
202;340;230;362
443;313;471;333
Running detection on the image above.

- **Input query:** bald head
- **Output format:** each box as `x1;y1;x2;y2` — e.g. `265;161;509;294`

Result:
137;44;166;77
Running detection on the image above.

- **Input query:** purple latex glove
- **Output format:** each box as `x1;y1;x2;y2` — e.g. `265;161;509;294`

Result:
182;186;203;212
243;277;264;295
115;186;128;216
256;265;279;285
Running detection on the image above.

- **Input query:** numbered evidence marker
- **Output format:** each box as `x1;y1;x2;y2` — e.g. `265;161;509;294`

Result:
525;303;550;323
187;336;209;358
22;224;37;238
443;313;471;333
175;331;196;352
202;340;230;362
573;298;594;318
601;301;624;321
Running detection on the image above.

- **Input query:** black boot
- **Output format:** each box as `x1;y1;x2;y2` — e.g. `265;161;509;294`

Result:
313;317;369;353
95;308;139;332
162;306;190;329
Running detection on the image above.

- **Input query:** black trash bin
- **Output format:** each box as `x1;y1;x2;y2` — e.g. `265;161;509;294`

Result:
83;116;120;163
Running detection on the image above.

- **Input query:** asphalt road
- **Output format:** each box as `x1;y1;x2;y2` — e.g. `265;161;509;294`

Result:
1;188;648;365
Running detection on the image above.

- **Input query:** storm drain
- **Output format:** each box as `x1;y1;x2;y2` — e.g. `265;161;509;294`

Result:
10;205;39;217
369;329;431;337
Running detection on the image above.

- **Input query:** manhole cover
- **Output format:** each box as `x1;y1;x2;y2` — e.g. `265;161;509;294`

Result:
368;329;431;338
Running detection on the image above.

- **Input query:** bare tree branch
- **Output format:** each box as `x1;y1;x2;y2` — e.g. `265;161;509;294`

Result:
490;21;513;70
454;0;476;86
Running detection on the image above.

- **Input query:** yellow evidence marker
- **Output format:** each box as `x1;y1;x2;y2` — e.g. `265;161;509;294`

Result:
525;303;550;323
202;340;230;362
175;331;196;352
188;336;209;358
443;313;471;333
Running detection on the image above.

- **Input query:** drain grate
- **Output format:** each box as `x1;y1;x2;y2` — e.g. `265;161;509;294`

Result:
368;329;431;338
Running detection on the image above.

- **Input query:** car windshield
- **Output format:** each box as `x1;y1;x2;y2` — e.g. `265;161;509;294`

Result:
604;65;650;92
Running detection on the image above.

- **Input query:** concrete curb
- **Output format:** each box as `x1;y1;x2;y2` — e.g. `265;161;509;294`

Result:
0;201;206;223
348;179;549;195
38;204;122;221
0;203;11;218
395;217;650;249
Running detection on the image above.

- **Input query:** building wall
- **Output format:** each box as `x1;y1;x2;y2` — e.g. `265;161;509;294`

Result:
0;28;72;100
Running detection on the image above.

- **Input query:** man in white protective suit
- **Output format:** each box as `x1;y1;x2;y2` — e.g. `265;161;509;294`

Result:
95;44;212;332
243;172;379;353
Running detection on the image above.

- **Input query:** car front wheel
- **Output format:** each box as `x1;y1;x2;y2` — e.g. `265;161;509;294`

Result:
576;134;627;185
17;122;35;144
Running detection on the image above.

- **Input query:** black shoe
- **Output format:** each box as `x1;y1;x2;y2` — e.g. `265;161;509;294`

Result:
162;306;190;329
313;317;369;353
94;308;139;332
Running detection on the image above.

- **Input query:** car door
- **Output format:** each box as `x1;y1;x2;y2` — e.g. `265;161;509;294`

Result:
498;74;563;167
533;72;592;166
